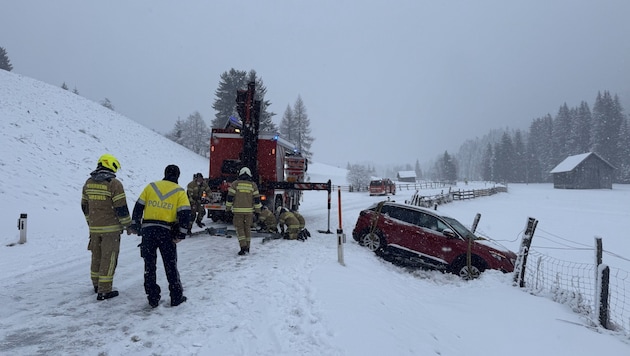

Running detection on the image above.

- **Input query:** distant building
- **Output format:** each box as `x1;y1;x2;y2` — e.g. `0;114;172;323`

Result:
550;152;615;189
397;170;416;183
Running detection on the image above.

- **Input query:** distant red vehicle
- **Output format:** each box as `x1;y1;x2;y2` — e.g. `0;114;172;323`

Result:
369;179;396;196
352;201;517;279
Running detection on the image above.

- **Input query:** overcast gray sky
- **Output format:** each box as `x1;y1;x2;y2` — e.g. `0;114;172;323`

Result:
2;1;629;168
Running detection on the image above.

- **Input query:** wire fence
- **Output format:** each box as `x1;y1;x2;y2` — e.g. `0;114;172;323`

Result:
520;240;630;335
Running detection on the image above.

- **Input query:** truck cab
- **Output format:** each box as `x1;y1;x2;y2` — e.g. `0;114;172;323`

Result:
369;178;396;196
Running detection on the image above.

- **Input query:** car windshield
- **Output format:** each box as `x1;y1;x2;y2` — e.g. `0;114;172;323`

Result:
370;180;382;186
441;216;476;239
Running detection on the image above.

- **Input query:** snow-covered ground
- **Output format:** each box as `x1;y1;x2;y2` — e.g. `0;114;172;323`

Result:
1;70;629;355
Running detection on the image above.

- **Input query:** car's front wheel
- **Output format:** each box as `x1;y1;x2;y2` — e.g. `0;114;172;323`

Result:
359;231;386;256
450;256;486;280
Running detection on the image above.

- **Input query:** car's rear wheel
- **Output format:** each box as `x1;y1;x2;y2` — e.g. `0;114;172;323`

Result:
359;231;386;256
450;256;486;280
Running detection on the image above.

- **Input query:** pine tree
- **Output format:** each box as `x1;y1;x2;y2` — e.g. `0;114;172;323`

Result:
73;87;80;95
291;95;314;160
211;69;276;131
552;103;572;163
100;98;114;111
572;101;592;153
617;117;630;183
165;112;211;156
512;130;526;183
61;82;69;90
592;91;624;168
435;151;457;182
279;104;295;142
481;143;493;181
414;159;423;180
0;47;13;71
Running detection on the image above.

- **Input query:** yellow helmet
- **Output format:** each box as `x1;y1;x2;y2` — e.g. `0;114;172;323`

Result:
97;153;121;173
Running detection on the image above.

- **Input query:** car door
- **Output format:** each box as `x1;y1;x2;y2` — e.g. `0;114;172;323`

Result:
414;212;464;265
384;206;426;252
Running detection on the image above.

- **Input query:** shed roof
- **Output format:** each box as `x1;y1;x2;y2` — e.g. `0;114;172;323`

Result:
550;152;615;174
397;170;416;178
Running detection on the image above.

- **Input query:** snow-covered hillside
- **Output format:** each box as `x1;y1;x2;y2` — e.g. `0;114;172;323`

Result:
1;70;629;355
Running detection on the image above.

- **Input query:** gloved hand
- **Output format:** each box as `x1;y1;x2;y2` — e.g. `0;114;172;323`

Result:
174;232;186;243
253;213;259;223
225;206;232;212
127;223;141;235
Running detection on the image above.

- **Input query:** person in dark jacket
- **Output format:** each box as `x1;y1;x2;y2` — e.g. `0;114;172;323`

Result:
81;153;131;301
128;164;191;308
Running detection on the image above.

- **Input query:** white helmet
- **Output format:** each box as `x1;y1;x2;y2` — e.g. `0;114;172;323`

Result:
239;167;252;177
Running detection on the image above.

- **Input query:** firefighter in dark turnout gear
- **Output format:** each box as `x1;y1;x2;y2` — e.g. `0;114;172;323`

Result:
187;173;210;231
226;167;262;255
292;209;311;240
81;153;131;301
276;207;300;240
129;164;191;308
256;205;278;233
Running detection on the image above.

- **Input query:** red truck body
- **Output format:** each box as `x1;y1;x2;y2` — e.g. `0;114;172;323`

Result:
205;128;313;222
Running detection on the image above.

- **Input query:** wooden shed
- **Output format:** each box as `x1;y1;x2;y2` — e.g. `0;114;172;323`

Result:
550;152;615;189
397;170;416;183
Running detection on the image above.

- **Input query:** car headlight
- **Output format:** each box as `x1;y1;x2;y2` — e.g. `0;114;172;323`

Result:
489;250;506;261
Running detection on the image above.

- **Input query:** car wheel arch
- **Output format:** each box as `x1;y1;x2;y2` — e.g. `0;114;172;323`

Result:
449;254;488;279
358;229;387;256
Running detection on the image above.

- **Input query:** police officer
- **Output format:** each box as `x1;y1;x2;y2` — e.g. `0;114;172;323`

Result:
81;153;132;301
187;172;210;231
226;167;262;255
129;164;191;308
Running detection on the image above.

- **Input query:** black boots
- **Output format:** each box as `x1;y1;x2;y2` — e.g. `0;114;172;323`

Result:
238;246;250;255
171;296;187;307
96;290;119;300
196;221;205;228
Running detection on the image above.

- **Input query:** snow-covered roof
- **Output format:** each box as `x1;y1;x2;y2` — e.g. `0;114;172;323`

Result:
550;152;614;173
397;170;416;178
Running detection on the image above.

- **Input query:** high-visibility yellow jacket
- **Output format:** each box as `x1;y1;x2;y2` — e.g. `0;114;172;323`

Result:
133;180;191;233
226;179;262;214
81;169;131;234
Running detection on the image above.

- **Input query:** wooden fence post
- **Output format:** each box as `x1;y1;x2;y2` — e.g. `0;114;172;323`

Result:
597;264;610;329
513;217;538;288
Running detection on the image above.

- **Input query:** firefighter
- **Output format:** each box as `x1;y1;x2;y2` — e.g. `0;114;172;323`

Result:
128;164;191;308
226;167;262;255
256;205;278;233
187;172;210;232
292;209;311;240
276;207;301;240
81;153;132;301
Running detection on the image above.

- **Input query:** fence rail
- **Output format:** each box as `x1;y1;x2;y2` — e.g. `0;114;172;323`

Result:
336;181;453;192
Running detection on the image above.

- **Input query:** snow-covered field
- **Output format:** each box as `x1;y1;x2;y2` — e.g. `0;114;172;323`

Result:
1;70;629;355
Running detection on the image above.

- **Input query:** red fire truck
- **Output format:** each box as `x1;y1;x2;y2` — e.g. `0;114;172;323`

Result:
204;82;330;222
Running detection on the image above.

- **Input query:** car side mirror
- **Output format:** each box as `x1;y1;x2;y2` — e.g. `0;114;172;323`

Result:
442;228;457;238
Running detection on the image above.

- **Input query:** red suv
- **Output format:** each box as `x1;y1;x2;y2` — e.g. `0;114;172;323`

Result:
352;201;517;279
369;179;396;196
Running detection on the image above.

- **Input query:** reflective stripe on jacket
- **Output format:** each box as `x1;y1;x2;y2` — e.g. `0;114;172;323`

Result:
81;171;131;234
135;180;191;224
226;179;262;214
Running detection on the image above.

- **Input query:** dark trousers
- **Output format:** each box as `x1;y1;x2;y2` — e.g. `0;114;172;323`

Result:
140;226;183;303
